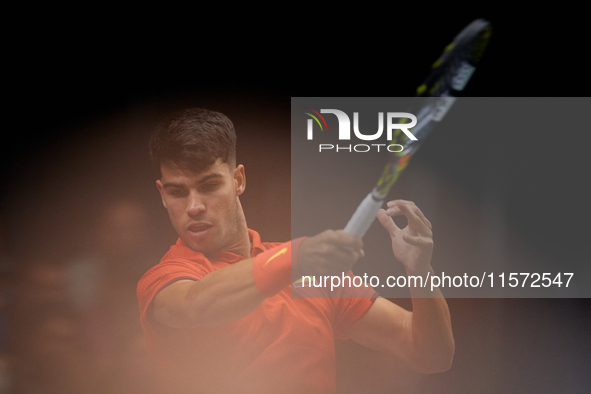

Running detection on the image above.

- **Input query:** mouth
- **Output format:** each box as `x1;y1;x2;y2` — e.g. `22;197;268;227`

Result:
186;222;213;237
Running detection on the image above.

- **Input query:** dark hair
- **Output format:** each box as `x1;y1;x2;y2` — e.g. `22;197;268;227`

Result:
149;108;237;177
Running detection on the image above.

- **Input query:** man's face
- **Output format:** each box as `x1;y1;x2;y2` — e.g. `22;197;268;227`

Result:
156;159;246;256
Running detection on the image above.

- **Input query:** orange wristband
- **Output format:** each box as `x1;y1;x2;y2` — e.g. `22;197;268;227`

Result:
252;237;306;297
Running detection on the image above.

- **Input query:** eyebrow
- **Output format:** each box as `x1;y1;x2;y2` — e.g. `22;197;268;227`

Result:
161;173;223;189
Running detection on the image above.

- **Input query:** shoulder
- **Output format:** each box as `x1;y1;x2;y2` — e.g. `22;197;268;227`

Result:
137;240;212;314
139;240;211;286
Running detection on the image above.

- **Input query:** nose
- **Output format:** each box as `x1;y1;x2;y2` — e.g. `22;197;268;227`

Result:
186;191;206;217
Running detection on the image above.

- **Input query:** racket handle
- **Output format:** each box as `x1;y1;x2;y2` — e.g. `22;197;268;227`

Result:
344;193;384;238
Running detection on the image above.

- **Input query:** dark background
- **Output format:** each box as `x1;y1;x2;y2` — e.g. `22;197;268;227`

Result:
2;6;590;394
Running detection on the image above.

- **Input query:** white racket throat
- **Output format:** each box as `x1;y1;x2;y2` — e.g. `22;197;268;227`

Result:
344;192;385;238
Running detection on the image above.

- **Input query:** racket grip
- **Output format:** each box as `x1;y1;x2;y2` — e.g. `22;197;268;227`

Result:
344;193;384;238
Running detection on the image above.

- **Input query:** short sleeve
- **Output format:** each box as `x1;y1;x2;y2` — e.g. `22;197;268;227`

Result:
136;259;209;323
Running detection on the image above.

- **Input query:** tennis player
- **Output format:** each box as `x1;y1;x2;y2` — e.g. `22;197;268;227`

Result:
137;108;454;393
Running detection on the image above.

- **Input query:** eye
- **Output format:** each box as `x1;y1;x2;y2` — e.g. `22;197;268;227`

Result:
169;189;188;198
200;183;219;193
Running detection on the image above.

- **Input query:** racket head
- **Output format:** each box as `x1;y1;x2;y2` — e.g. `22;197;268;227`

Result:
374;19;492;198
416;18;493;98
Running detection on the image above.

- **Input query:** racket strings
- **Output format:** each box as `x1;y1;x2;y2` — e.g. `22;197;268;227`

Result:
376;19;492;200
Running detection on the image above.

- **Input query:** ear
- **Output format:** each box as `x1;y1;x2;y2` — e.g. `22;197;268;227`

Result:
155;179;168;208
234;164;246;196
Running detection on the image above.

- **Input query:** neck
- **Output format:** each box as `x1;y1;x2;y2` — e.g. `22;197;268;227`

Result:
208;198;251;260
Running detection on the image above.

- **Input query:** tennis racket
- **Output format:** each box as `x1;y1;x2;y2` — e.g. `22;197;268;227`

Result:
344;18;492;238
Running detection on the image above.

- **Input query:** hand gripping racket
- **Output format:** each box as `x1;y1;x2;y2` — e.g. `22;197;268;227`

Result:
344;18;492;238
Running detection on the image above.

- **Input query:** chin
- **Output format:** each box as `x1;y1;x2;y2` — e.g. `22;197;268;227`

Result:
186;237;221;256
184;240;207;254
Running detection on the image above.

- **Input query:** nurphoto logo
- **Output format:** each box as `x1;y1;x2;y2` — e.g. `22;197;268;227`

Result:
303;108;417;153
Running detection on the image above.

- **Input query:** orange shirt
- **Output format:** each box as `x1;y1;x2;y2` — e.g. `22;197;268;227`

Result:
137;229;377;394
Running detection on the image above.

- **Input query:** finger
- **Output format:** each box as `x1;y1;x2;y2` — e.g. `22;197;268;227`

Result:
347;248;365;259
334;244;364;262
388;201;431;236
316;230;363;265
311;239;359;264
407;202;432;230
386;206;431;234
341;246;365;264
387;200;432;230
377;208;400;237
327;244;361;272
334;230;364;251
402;233;434;249
332;246;360;263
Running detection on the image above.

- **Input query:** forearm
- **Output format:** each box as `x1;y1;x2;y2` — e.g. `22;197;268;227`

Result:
406;266;455;372
157;242;298;328
183;258;266;327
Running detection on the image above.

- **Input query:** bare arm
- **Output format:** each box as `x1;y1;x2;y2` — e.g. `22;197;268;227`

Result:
152;257;265;328
152;231;363;329
348;200;454;373
348;288;453;373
